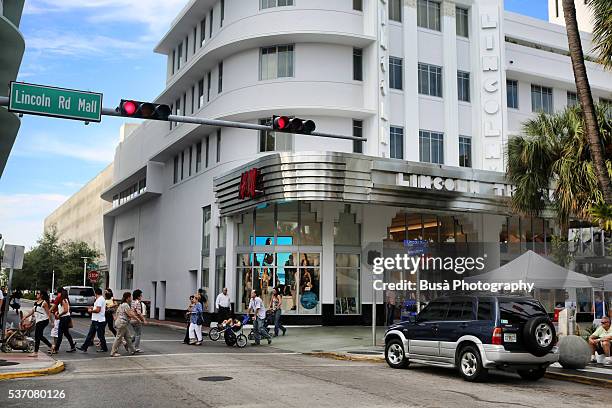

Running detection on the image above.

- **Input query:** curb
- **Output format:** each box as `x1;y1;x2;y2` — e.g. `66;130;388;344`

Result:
305;351;385;363
0;361;65;381
544;371;612;388
307;352;612;387
146;321;186;331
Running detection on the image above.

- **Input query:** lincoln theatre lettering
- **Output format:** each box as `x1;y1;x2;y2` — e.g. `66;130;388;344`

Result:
239;168;262;200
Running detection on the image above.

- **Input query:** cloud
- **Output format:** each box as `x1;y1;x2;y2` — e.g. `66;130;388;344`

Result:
0;194;69;249
25;0;187;38
15;133;116;164
26;31;149;58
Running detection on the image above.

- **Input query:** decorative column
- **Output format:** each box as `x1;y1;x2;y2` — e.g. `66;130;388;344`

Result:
403;0;420;161
442;1;460;166
377;0;390;158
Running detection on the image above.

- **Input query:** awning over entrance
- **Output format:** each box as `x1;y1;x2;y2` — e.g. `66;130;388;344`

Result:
213;152;515;217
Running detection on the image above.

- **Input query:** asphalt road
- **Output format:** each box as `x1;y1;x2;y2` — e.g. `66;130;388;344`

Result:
0;310;608;408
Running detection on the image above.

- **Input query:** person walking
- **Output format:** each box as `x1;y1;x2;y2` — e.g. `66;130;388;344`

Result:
269;288;286;337
78;288;108;353
183;295;195;344
110;292;139;357
0;285;4;328
215;287;231;323
21;290;52;357
130;289;146;352
248;290;272;345
188;294;204;345
51;288;76;354
104;289;117;337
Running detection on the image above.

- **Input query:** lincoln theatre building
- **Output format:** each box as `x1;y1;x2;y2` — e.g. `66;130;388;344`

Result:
101;0;612;323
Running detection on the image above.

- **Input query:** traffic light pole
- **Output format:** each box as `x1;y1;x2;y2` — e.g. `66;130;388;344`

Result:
0;96;366;142
100;107;365;142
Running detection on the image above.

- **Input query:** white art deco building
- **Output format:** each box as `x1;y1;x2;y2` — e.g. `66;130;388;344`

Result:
101;0;612;323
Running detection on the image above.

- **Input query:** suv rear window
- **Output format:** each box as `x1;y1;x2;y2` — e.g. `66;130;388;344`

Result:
446;300;473;320
477;300;493;321
499;299;547;324
69;288;95;297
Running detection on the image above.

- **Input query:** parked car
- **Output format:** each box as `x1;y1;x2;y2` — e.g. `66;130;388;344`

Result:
384;294;558;382
64;286;96;316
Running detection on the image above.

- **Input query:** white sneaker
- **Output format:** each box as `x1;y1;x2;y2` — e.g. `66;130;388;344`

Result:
604;357;612;366
591;354;597;363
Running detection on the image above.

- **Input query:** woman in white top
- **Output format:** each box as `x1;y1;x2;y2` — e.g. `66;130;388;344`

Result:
21;289;52;357
51;288;76;354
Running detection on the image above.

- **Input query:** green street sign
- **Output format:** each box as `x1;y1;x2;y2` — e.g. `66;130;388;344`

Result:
8;81;103;122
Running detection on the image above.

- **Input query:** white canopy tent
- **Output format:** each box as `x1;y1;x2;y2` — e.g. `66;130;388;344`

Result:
465;250;600;289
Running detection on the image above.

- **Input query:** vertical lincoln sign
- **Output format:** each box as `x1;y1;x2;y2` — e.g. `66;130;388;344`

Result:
239;168;262;200
479;1;505;172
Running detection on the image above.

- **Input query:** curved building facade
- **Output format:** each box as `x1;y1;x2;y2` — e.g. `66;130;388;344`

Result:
0;0;25;176
102;0;612;323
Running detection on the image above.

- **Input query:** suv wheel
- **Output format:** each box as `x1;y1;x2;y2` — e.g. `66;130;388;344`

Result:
385;339;409;369
458;345;487;382
517;367;547;381
523;317;555;357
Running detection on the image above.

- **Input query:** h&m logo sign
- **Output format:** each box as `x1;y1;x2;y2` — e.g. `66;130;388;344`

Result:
239;168;262;200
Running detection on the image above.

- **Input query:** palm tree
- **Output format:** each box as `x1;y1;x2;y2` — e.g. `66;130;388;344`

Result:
506;104;612;232
562;0;612;204
589;0;612;70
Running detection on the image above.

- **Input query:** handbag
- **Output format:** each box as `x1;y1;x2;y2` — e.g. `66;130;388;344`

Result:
68;318;74;329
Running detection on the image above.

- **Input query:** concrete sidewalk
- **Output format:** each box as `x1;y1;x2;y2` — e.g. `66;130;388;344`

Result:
0;352;64;380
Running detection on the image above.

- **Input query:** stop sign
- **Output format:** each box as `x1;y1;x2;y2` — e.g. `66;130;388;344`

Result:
88;270;100;283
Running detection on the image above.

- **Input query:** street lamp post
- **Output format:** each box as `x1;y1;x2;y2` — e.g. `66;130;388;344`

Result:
81;257;89;286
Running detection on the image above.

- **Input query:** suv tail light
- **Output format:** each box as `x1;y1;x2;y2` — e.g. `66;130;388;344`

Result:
492;327;503;345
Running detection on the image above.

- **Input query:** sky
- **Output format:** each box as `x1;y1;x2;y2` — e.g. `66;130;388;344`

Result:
0;0;549;249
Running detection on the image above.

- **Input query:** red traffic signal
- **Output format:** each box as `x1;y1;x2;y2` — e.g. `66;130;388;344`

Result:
272;115;316;135
117;100;171;121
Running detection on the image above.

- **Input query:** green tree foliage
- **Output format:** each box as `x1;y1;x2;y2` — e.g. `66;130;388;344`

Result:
10;227;101;291
589;0;612;70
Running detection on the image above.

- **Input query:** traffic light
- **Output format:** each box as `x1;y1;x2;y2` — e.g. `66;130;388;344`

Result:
117;100;171;120
272;115;316;134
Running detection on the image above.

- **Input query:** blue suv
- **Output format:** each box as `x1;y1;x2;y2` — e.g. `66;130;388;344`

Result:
384;295;558;381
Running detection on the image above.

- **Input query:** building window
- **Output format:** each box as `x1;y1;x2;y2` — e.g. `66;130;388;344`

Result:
200;18;206;45
335;253;361;315
456;7;469;37
196;142;202;172
260;45;295;80
216;129;221;163
507;80;519;109
259;118;293;152
531;84;553;114
120;244;135;290
171;50;176;74
173;156;179;183
353;48;363;81
185;36;189;61
191;86;195;114
419;130;444;164
180;151;185;180
353;0;363;11
177;43;182;70
390;126;404;159
202;206;211;256
417;0;441;31
567;91;578;107
353;120;363;153
193;27;197;53
175;97;181;116
389;57;403;90
220;0;225;27
188;146;193;177
209;9;214;37
389;0;402;22
207;71;212;102
205;136;210;167
418;63;442;97
260;0;294;10
198;79;204;108
459;136;472;168
457;71;470;102
218;62;223;93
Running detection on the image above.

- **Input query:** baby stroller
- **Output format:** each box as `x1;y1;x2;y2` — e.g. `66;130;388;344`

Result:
247;311;273;341
1;318;34;353
223;315;248;348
